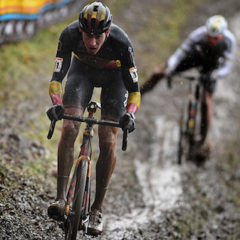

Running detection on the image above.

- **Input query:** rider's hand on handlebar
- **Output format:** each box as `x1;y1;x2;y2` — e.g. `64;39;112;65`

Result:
164;68;174;89
164;67;174;78
120;112;135;133
47;104;65;121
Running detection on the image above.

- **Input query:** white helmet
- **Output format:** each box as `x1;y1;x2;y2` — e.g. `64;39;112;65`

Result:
206;15;228;37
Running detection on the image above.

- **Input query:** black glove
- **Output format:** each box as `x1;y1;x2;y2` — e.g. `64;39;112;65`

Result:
46;104;64;121
120;112;135;133
164;68;174;89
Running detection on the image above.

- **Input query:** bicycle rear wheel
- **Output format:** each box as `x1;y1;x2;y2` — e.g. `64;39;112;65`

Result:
65;159;88;240
177;113;184;164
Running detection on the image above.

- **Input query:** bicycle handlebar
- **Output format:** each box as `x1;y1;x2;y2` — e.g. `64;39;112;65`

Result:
180;75;198;81
165;73;200;89
121;128;128;151
47;114;128;151
47;119;56;140
63;114;120;127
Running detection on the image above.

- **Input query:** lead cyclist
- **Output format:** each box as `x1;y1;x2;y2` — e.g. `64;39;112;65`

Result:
46;2;141;236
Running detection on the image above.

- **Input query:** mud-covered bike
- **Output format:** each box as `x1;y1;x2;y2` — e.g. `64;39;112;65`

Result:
168;73;208;164
47;101;128;240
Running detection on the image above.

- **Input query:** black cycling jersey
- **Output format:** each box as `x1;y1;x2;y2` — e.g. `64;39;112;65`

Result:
185;34;230;68
50;21;139;95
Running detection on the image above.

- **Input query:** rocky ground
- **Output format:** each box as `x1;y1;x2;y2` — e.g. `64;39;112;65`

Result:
0;0;240;239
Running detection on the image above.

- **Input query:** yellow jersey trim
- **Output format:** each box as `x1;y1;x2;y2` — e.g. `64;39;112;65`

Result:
49;81;62;96
128;92;141;108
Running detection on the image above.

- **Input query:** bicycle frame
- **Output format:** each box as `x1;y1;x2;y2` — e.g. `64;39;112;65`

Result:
176;73;206;163
64;105;96;234
47;101;128;239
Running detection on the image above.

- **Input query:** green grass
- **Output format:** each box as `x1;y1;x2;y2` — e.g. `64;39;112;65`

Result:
0;18;76;177
103;0;130;14
135;0;206;83
0;17;74;94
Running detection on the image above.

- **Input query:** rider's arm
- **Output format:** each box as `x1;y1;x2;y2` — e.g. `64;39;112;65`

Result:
121;46;141;116
213;59;232;78
49;27;72;105
213;30;236;79
166;27;203;75
140;65;165;95
166;48;186;74
122;66;141;115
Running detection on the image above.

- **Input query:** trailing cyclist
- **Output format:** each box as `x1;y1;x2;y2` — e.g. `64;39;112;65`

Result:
141;15;236;147
46;1;141;236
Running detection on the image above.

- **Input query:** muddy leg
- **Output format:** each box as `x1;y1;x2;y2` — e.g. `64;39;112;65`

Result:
56;107;83;201
91;123;119;211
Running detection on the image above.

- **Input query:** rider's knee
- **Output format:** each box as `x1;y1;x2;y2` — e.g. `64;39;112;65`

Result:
98;126;118;149
61;120;80;140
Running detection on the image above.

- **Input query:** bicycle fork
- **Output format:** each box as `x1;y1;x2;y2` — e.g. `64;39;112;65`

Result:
187;100;198;143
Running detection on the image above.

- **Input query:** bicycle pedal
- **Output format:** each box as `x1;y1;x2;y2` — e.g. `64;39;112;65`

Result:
78;215;89;231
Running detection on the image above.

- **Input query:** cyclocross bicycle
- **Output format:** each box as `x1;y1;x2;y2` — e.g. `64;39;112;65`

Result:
47;101;128;240
168;73;208;164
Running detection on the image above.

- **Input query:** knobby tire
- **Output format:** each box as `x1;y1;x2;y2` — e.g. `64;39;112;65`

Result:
65;159;88;240
177;112;184;165
177;100;193;164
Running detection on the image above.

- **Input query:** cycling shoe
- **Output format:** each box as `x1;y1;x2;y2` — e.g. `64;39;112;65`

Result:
87;210;103;236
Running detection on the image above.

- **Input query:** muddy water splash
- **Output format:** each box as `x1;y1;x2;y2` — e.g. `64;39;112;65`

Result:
135;116;182;211
105;116;182;233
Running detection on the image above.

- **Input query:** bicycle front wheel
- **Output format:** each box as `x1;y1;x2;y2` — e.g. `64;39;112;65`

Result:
177;102;192;164
65;159;88;240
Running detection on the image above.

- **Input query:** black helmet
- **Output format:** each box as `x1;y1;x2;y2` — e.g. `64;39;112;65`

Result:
79;2;112;35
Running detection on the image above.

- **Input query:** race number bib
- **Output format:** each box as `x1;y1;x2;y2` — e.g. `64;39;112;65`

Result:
129;67;138;83
54;57;63;72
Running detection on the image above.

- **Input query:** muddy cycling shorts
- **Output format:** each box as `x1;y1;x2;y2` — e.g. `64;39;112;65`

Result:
174;51;218;94
63;57;128;119
201;78;216;94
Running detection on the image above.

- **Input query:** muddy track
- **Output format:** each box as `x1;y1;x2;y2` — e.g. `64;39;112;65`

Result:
0;0;240;239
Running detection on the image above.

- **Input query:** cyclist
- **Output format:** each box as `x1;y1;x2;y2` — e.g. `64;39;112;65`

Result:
46;2;141;236
141;15;235;146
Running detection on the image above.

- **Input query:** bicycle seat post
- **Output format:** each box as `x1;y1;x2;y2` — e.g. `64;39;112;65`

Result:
87;101;101;118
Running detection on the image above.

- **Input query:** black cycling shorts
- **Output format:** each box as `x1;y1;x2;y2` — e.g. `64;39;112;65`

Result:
202;79;216;94
63;57;128;119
